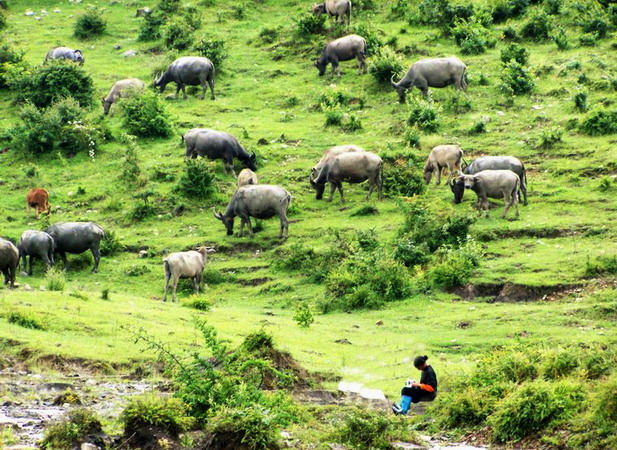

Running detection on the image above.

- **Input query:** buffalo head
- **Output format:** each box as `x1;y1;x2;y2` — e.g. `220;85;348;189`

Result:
74;50;85;65
310;179;326;200
313;3;326;14
245;151;257;171
315;60;327;76
423;163;434;184
102;98;112;115
462;175;479;189
390;75;406;103
213;208;234;236
450;177;465;204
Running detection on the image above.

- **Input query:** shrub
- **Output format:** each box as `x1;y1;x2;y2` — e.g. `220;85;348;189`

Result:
491;0;529;23
593;376;617;425
323;105;343;126
350;205;379;216
185;297;213;311
158;0;181;14
521;12;552;40
206;405;280;450
501;25;519;40
101;289;110;300
540;348;579;379
0;42;24;89
317;88;352;108
584;255;617;276
469;119;487;134
7;311;45;330
46;267;66;291
176;159;217;200
425;240;480;288
436;386;494;428
407;100;440;133
99;230;123;256
552;28;569;50
413;0;476;30
121;92;174;138
163;19;194;51
579;108;617;136
443;92;472;114
349;24;383;56
500;61;534;95
451;16;496;55
73;9;107;39
382;157;426;198
295;13;326;38
120;395;194;437
258;27;278;44
138;10;166;41
581;16;609;39
293;303;314;328
12;61;94;108
403;127;421;147
0;10;6;30
40;409;103;450
368;47;404;84
391;0;411;19
500;43;529;65
393;236;430;268
182;5;203;30
193;35;228;68
336;407;410;450
535;127;563;149
125;264;150;277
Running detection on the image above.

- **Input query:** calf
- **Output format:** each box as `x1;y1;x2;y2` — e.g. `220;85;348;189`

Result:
424;145;464;185
0;238;19;288
18;230;54;275
456;170;520;218
238;168;258;187
26;188;50;218
163;247;208;302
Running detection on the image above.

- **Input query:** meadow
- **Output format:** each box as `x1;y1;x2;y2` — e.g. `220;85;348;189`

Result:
1;0;617;447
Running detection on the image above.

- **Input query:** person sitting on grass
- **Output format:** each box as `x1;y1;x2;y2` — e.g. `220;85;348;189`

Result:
392;355;438;415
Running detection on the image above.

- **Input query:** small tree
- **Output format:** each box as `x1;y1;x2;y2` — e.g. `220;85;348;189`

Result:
74;9;107;39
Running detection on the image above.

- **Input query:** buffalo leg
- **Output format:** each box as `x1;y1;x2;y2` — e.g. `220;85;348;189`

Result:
28;255;34;276
326;183;336;202
200;80;207;100
435;166;442;185
207;74;215;100
245;217;254;238
193;276;199;294
238;218;246;237
21;253;27;274
521;183;528;206
181;84;187;99
59;251;69;271
91;247;101;273
366;179;375;201
337;183;345;203
171;275;179;302
8;265;15;288
163;270;171;302
278;214;288;239
2;268;8;285
331;60;340;77
175;84;181;99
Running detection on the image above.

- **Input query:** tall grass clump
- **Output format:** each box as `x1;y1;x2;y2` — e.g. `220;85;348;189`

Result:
176;159;217;200
368;47;404;84
451;15;496;55
380;150;425;198
407;100;440;132
500;61;534;95
500;43;529;65
295;13;326;38
120;395;194;438
521;12;552;41
7;311;45;330
73;9;107;39
535;127;563;149
40;409;103;450
335;407;412;449
579;108;617;136
121;92;174;138
163;19;195;51
46;267;66;291
573;90;589;112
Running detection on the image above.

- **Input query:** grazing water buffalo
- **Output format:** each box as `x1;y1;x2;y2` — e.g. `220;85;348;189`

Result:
311;144;365;181
185;130;257;177
0;238;19;288
424;145;464;185
163;247;208;302
26;188;50;218
238;168;258;187
313;0;352;25
315;35;366;76
213;185;291;239
391;57;467;103
45;222;105;273
102;78;145;115
311;151;383;202
18;230;54;276
155;56;215;100
45;47;85;65
463;156;528;205
453;170;520;218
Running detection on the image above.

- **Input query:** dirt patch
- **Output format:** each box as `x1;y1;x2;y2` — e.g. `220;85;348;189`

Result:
120;425;180;450
220;265;269;274
236;277;273;286
193;431;254;450
214;242;262;255
475;225;604;241
450;283;583;302
261;346;313;390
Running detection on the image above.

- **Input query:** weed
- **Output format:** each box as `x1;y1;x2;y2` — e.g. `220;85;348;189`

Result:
126;264;150;277
7;311;45;330
323;105;343;127
552;27;569;50
205;405;281;450
534;127;563;149
585;255;617;276
382;157;425;198
336;407;411;449
443;92;472;114
350;205;379;216
100;230;123;256
403;127;421;147
46;267;66;292
69;290;90;301
295;13;326;38
573;90;589;112
0;42;25;89
101;289;110;300
500;61;535;95
500;43;529;65
407;100;440;133
469;119;487;134
293;303;314;328
74;9;107;39
521;12;552;41
185;297;213;311
258;27;278;44
163;19;194;51
342;113;363;132
120;395;194;437
22;165;38;178
424;240;481;289
579;108;617;136
138;10;165;41
175;159;217;200
451;16;496;55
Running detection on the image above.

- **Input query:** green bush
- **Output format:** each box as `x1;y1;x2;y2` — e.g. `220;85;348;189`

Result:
540;348;580;379
120;92;174;138
185;297;213;311
500;61;534;95
593;376;617;425
206;405;280;450
424;240;481;289
393;236;430;268
120;395;194;437
293;303;314;328
521;12;552;41
413;0;475;30
403;127;421;147
7;311;45;330
295;13;326;38
407;100;440;132
317;88;352;108
99;230;123;256
451;16;496;55
584;255;617;276
436;386;495;428
0;11;6;30
12;61;94;108
182;5;203;30
350;205;379;216
73;9;107;39
46;267;66;291
579;108;617;136
259;27;278;44
368;47;404;84
158;0;181;14
534;127;563;149
336;407;411;450
580;15;609;39
500;43;529;65
573;90;589;112
0;42;24;88
469;119;487;134
391;0;411;19
382;155;426;198
552;26;569;50
40;409;103;450
193;35;228;68
176;159;217;200
323;105;343;127
163;19;194;50
491;0;529;23
443;92;472;114
342;113;363;132
138;10;166;41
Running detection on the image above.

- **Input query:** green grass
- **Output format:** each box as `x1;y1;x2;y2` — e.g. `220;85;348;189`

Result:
1;0;617;444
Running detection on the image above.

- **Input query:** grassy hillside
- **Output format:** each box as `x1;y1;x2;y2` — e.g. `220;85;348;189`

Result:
1;0;617;447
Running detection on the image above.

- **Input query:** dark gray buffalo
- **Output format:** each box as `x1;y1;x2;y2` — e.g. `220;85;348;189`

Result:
313;0;352;24
213;185;291;239
0;238;19;288
185;129;257;177
45;222;105;273
18;230;54;276
311;151;383;202
155;56;215;100
452;170;520;219
391;57;467;103
315;35;366;76
462;156;528;205
45;47;85;65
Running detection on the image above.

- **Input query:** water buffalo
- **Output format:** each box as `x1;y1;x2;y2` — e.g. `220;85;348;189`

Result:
313;0;351;25
311;151;383;202
45;47;85;65
311;144;365;181
26;188;50;218
155;56;215;100
213;185;291;239
238;168;258;187
163;247;208;302
185;130;257;177
453;170;520;218
45;222;105;273
424;145;464;185
391;57;467;103
102;78;145;115
18;230;54;276
0;238;19;288
315;35;366;76
463;156;528;205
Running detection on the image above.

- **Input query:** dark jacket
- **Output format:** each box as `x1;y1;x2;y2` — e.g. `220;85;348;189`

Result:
419;365;437;393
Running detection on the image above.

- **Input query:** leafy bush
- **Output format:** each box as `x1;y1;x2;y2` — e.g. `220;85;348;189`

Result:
381;153;426;198
579;108;617;136
295;13;326;38
500;43;529;65
193;35;228;68
368;47;404;84
259;27;278;44
436;386;495;428
407;100;440;132
451;16;496;55
121;92;174;138
46;267;66;291
206;405;280;450
443;92;472;114
138;10;166;41
535;127;563;149
176;159;217;200
317;88;352;108
73;9;107;39
342;113;363;132
403;127;421;147
99;230;123;256
40;409;103;450
573;90;589;112
500;61;534;95
552;27;569;50
158;0;181;14
12;61;94;108
593;376;617;425
336;407;410;450
163;19;194;51
491;0;529;23
424;240;480;288
0;42;24;88
323;105;343;126
585;255;617;276
580;15;609;39
413;0;476;30
293;303;314;328
469;119;487;134
521;12;552;41
7;311;45;330
120;395;194;437
185;297;213;311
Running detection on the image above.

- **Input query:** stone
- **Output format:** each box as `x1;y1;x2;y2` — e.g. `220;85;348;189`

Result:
138;250;148;259
25;11;34;16
122;50;136;57
113;45;121;50
81;444;100;450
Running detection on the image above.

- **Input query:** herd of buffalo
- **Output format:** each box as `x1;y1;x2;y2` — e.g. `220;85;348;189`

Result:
0;2;531;300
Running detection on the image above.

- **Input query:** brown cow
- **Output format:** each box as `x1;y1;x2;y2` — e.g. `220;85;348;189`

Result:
26;188;50;218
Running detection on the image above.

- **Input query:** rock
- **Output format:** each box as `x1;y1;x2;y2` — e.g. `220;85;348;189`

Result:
122;50;136;57
35;16;42;21
81;444;100;450
25;11;34;16
375;320;384;326
136;7;151;17
39;286;46;291
138;250;148;259
54;9;61;13
41;9;48;15
338;382;389;411
113;45;121;50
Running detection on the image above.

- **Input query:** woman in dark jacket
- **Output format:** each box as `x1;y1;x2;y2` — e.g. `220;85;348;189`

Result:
392;355;438;415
